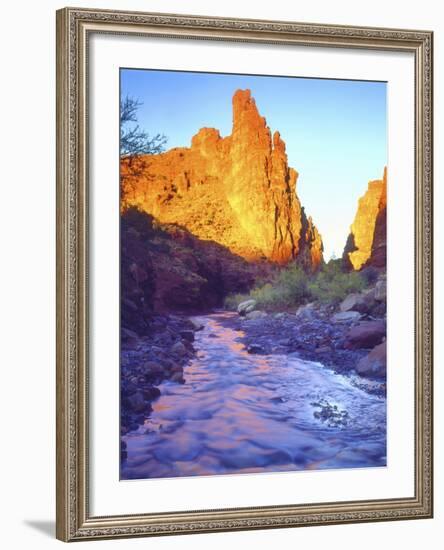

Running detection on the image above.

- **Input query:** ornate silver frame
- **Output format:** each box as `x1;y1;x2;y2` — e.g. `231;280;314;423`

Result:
56;7;433;542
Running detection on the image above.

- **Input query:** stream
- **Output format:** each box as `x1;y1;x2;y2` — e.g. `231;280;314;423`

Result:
121;312;386;480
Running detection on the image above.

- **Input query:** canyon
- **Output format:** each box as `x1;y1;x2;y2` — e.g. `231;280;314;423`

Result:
119;89;388;478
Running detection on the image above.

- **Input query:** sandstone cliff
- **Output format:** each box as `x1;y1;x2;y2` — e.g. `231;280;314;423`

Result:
121;89;323;268
343;168;387;270
366;167;387;269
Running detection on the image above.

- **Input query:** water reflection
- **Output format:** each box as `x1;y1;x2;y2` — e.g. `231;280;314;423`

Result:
121;312;386;480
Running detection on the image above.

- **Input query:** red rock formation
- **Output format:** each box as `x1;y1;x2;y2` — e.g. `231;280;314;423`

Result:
299;211;324;271
365;167;387;269
356;341;386;379
343;168;387;270
121;89;323;268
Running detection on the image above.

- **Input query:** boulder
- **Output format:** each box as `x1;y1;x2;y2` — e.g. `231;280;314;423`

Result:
339;294;368;313
274;312;287;320
362;287;377;301
123;380;137;396
142;386;161;400
171;341;188;356
141;361;164;381
370;302;387;318
339;291;375;314
245;310;267;320
170;371;185;384
356;341;386;378
189;318;204;331
247;343;265;354
344;320;386;349
168;362;184;375
296;303;316;320
183;339;195;353
340;293;361;312
179;330;195;343
127;391;150;413
237;299;256;316
332;311;362;323
375;279;387;301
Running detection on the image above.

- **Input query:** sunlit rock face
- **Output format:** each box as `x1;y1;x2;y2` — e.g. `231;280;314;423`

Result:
121;89;323;268
366;167;387;269
343;168;387;270
299;212;324;270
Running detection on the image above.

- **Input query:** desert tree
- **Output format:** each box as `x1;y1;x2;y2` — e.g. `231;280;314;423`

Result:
120;96;167;158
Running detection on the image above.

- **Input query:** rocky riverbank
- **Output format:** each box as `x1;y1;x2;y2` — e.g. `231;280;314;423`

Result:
121;312;387;479
120;256;387;461
120;314;202;458
227;279;387;396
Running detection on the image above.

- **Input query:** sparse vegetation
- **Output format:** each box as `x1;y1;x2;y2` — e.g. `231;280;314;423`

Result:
225;259;368;312
224;264;310;311
307;260;366;304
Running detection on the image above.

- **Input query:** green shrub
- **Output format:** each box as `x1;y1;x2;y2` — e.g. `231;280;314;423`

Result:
224;260;368;312
224;264;310;312
308;262;366;304
275;264;310;304
250;283;287;310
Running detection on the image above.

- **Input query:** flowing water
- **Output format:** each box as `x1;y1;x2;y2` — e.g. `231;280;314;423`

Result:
121;312;386;480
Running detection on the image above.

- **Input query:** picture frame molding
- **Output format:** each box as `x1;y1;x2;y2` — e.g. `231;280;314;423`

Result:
56;6;433;542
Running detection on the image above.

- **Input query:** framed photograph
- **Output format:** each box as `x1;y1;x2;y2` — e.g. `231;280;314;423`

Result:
56;7;433;542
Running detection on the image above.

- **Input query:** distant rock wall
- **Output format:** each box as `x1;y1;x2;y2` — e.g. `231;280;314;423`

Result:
121;89;323;269
366;167;387;269
343;168;387;270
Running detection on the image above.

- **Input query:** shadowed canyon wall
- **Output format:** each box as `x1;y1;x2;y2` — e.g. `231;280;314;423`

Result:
121;89;323;268
343;167;387;270
121;208;269;318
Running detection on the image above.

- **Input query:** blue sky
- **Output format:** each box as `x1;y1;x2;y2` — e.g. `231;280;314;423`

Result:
121;69;387;260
